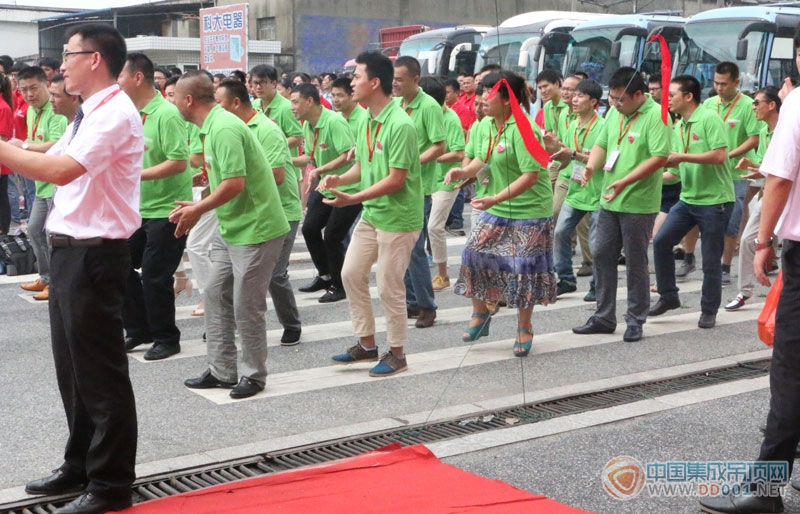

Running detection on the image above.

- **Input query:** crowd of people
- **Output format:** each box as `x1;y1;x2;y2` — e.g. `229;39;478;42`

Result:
3;18;800;514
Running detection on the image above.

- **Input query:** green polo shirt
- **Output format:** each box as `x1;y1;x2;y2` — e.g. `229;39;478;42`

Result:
674;105;735;206
186;121;203;175
564;113;605;212
702;92;761;180
595;96;672;214
200;105;289;245
303;108;357;198
755;123;773;163
247;110;302;222
255;93;303;187
436;106;466;192
479;116;552;220
465;117;493;198
543;98;570;137
139;93;191;218
345;104;368;138
26;101;66;199
354;100;422;232
395;90;445;196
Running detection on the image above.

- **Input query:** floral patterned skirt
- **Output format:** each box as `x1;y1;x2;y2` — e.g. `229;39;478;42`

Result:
454;212;557;309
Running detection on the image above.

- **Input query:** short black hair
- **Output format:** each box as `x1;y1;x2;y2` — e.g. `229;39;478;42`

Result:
0;55;12;74
671;74;701;104
608;67;647;96
576;78;603;101
291;72;311;83
16;66;47;83
217;78;252;106
228;69;246;83
64;23;127;78
177;70;215;103
419;76;445;106
293;82;320;104
153;66;169;78
478;63;501;75
164;75;180;89
355;51;393;96
394;55;421;77
169;67;182;77
444;78;460;92
213;73;226;81
715;61;740;81
250;65;278;82
50;73;64;84
279;77;293;91
11;61;27;74
125;52;155;84
648;73;662;84
757;85;782;111
536;69;562;86
38;56;61;71
573;71;588;80
331;77;352;95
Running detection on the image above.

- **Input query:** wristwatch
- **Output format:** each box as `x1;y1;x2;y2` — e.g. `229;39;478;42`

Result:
755;237;774;251
21;142;29;150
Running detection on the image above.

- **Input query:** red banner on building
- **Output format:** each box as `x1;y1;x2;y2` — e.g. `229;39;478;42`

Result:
200;3;248;75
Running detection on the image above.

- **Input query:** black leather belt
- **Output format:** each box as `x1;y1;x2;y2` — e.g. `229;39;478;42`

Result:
49;234;113;247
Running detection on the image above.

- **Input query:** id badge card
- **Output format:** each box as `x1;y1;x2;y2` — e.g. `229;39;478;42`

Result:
603;150;620;171
571;162;585;183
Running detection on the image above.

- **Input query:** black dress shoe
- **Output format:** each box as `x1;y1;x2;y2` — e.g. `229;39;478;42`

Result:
623;325;643;342
407;306;420;319
698;312;717;329
698;493;783;513
280;328;302;346
26;468;87;495
299;276;331;293
572;317;615;335
318;284;346;303
648;297;681;317
53;492;132;514
230;376;264;399
123;335;151;352
143;343;180;361
184;369;236;389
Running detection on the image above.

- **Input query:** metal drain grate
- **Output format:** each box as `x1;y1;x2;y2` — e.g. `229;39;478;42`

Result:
1;358;770;513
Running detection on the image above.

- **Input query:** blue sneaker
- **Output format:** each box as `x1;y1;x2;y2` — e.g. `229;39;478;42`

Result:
369;351;408;377
331;343;378;365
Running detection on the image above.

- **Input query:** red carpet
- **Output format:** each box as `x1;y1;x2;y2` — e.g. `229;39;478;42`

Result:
123;444;591;513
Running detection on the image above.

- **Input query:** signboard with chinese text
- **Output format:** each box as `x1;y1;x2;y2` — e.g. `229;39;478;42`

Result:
200;3;248;75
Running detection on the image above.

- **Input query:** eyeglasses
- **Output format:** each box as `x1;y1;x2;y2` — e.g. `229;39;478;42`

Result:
251;80;271;87
752;99;766;106
648;86;662;92
62;50;97;61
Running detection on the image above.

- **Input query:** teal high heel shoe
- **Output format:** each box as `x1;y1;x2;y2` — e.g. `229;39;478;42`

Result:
513;327;533;357
462;312;491;342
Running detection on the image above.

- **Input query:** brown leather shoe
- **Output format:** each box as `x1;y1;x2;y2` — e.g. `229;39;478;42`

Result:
21;278;47;292
415;308;436;328
33;285;49;301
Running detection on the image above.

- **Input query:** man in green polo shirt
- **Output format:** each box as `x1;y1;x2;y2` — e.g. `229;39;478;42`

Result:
331;77;367;137
320;51;422;377
12;66;66;301
650;75;734;329
172;71;289;400
537;69;569;188
117;53;191;361
249;64;304;345
291;83;361;304
393;56;445;329
572;67;671;343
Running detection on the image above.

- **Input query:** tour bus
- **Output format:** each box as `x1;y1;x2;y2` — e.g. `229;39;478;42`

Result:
398;26;491;79
674;5;800;97
562;12;686;88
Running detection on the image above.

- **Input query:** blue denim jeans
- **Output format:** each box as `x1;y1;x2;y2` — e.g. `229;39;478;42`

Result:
725;180;747;236
405;195;437;310
654;200;733;314
554;204;598;285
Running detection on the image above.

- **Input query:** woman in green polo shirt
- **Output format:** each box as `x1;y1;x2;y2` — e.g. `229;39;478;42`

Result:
445;70;557;357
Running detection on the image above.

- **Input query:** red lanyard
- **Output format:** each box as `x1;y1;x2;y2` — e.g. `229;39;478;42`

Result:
265;107;272;118
31;109;43;140
550;103;563;132
485;118;509;161
717;93;741;122
573;113;598;152
405;106;413;116
616;112;641;145
679;121;694;153
91;89;121;118
366;121;382;163
308;127;321;161
245;109;257;124
141;112;147;125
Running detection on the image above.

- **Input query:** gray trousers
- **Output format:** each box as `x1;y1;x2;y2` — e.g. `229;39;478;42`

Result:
269;220;301;331
592;207;656;329
29;196;52;283
205;232;285;386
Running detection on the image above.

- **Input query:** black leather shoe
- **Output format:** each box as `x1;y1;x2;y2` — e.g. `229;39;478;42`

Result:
25;468;87;495
572;317;615;335
698;493;783;513
407;306;420;319
53;492;132;514
230;377;264;399
143;343;180;361
319;284;346;303
124;335;151;352
299;276;331;293
648;297;681;317
623;325;643;342
184;369;236;389
280;328;301;346
698;312;717;329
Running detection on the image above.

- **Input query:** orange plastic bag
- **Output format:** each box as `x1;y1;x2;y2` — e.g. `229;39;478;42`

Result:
758;270;783;347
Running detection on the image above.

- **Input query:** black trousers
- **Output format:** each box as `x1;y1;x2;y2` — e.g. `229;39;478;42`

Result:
759;239;800;477
49;242;137;498
0;175;9;234
301;189;362;288
122;218;186;346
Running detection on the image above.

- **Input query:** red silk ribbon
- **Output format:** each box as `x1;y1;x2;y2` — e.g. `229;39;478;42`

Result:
487;78;550;167
650;34;671;125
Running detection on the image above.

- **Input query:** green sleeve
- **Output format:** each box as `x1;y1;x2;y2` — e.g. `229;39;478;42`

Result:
646;115;671;157
705;114;728;151
48;114;67;141
159;111;190;161
595;116;610;150
422;103;445;145
261;125;292;171
302;121;312;157
331;116;355;155
387;122;418;171
445;114;465;153
514;126;543;173
464;122;479;159
278;109;303;138
188;123;202;154
212;128;247;179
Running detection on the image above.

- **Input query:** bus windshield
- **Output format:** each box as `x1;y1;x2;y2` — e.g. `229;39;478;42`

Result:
563;28;640;85
475;32;530;75
399;37;446;75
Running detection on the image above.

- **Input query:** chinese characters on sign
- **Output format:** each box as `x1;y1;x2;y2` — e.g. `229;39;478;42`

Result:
199;3;248;75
